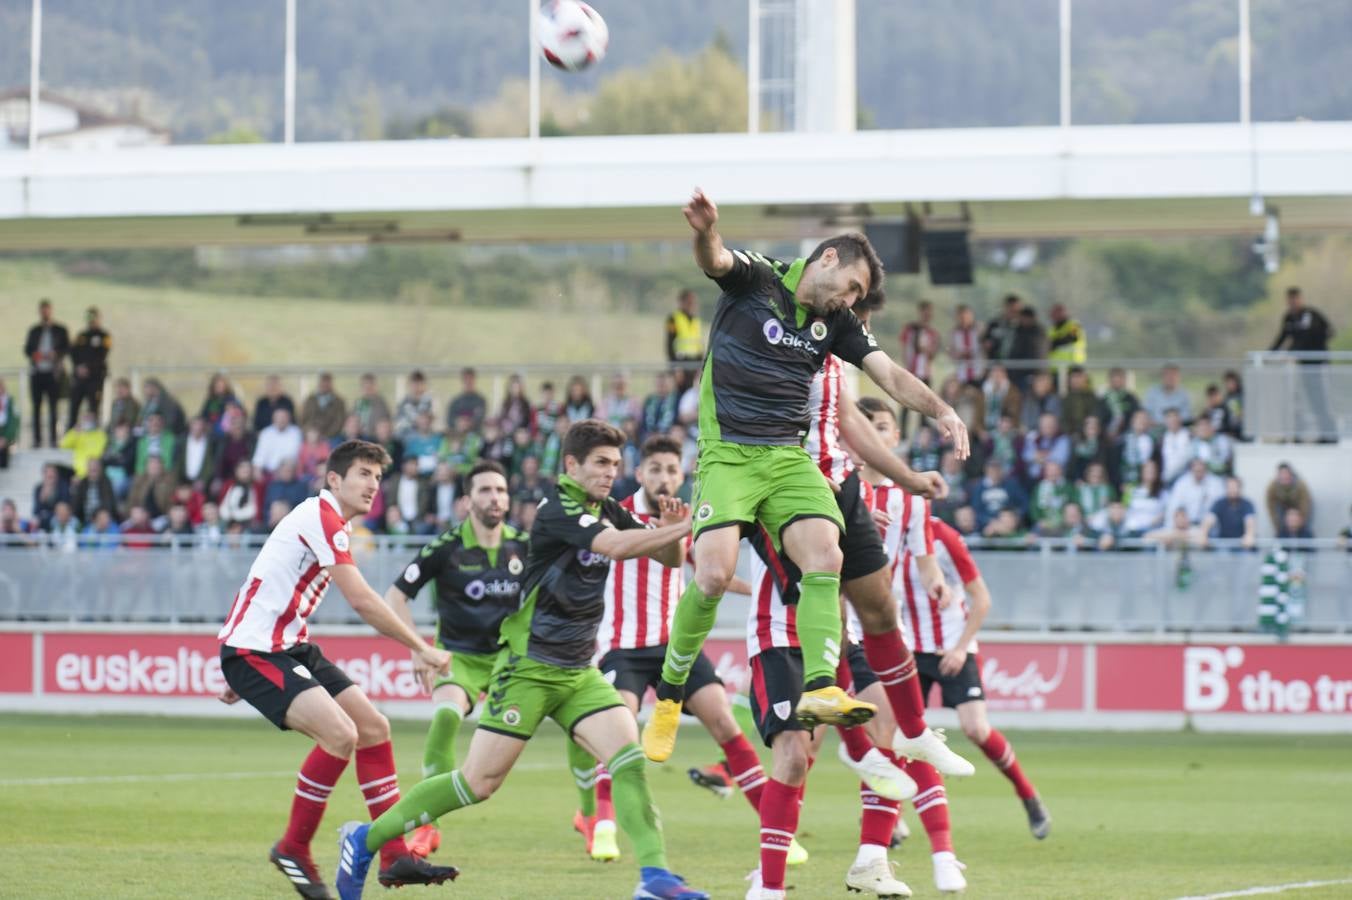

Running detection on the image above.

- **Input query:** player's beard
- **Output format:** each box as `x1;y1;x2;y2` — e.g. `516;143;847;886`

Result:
473;507;505;528
642;486;671;510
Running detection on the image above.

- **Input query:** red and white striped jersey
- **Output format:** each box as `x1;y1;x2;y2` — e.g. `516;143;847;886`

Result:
846;479;933;640
218;489;355;652
803;354;854;484
597;491;687;651
745;532;799;658
949;324;984;384
899;518;982;654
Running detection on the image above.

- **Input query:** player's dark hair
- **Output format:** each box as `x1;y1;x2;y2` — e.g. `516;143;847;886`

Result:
563;418;625;465
856;396;894;422
466;459;508;490
806;232;884;299
640;434;683;461
327;440;392;478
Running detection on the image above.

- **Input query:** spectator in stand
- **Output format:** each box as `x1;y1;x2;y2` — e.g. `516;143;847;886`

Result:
1145;507;1198;550
351;372;391;435
953;505;979;537
1201;384;1234;438
498;374;533;433
384;456;431;535
1077;461;1114;529
600;373;639;427
1167;458;1225;526
251;407;303;477
1022;412;1070;483
23;298;69;448
949;304;984;386
120;505;157;548
371;418;402;474
667;422;698;482
939;375;985;441
539;414;569;476
402;411;441;476
971;458;1028;530
31;463;69;531
68;306;111;429
81;508;121;549
980;364;1021;434
383;504;412;536
666;288;704;363
1200;476;1257;550
252;374;295;435
263;458;310;511
641;371;679;441
101;423;137;500
1068;415;1111;483
1143;364;1192;424
295;425;330;477
164;503;195;538
256;499;293;537
134;413;176;476
1191;417;1233;476
1222;370;1244;439
613;418;642;498
1;498;28;537
511;455;549;506
1046;302;1087;374
219;459;263;528
393;369;434;439
1096;502;1131;550
1099;367;1140;440
676;370;700;434
139;378;187;435
533;381;563;436
907;425;941;473
174;417;216;489
73;456;116;525
987;413;1021;476
564;375;594;422
60;409;107;479
335;413;364;448
1060;367;1098;437
107;378;140;432
1270;285;1337;441
1159;409;1193;485
171;482;206;526
1019;371;1061;433
481;418;516;470
0;378;16;469
933;450;971;524
1265;463;1312;534
447;366;487;430
128;455;176;523
427;461;458;531
1118;409;1156;490
1123;459;1167;537
46;501;80;547
196;501;223;547
1029;460;1074;535
509;425;540;477
199;373;237;432
981;508;1027;543
1278;508;1313;540
299;372;347;440
1057;503;1097;549
898;300;941;435
982;293;1022;366
445;413;483;475
1008;306;1047;391
213;413;255;492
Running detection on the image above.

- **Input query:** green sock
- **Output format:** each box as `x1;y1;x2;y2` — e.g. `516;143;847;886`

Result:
607;743;667;870
797;571;843;686
422;703;463;778
365;769;480;852
660;582;722;687
567;738;598;817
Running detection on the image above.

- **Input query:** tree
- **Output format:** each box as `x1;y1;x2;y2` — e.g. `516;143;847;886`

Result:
578;42;747;135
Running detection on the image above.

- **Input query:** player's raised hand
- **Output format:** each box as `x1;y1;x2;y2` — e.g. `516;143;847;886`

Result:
935;409;971;461
683;188;719;234
904;470;948;501
657;496;691;529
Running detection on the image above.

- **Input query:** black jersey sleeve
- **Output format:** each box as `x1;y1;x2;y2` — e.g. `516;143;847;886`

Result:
391;539;454;598
711;248;780;294
605;499;646;532
829;311;883;368
536;494;610;550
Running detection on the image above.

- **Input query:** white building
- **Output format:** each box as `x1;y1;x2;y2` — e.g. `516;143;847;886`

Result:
0;88;170;151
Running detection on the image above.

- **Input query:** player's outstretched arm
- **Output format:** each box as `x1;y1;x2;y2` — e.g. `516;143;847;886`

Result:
591;520;691;564
331;564;449;674
837;377;947;500
861;350;970;459
383;585;438;693
684;188;734;277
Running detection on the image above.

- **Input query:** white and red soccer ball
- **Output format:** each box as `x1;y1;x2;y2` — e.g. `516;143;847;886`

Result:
538;0;609;73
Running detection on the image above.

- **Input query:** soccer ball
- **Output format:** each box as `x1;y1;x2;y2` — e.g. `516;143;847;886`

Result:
538;0;609;72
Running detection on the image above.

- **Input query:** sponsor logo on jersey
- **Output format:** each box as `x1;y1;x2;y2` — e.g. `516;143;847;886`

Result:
503;706;522;726
332;531;350;552
507;557;524;575
402;563;421;584
763;318;818;353
810;319;828;341
576;548;612;567
762;319;785;345
465;579;521;601
293;665;313;680
772;700;792;720
696;502;714;522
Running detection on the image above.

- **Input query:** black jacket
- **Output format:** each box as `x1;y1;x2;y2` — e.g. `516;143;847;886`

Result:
71;327;112;380
24;322;70;373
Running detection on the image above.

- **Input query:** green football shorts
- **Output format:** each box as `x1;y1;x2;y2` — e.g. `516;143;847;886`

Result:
477;653;626;740
433;646;500;711
691;439;844;549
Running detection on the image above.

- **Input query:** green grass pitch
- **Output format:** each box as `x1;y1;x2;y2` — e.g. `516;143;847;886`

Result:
1;714;1349;899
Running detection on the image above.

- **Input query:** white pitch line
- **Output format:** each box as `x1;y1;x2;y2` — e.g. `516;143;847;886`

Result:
1173;879;1352;899
0;770;294;787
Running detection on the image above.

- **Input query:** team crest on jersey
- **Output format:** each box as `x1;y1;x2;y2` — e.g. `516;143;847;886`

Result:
810;319;828;341
503;706;522;726
507;557;523;575
402;563;421;584
696;502;714;522
762;319;784;345
772;701;792;720
333;531;350;552
293;665;313;680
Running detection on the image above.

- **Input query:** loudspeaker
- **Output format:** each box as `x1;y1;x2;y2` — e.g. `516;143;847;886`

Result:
864;221;921;275
923;230;973;285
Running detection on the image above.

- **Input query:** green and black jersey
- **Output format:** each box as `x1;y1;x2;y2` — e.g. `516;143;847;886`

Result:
392;520;530;655
503;475;645;668
699;249;880;445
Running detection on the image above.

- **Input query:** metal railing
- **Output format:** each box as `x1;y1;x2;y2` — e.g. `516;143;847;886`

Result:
1244;351;1352;441
1;534;1345;634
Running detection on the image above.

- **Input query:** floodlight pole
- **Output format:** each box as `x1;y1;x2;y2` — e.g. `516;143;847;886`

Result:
28;0;42;151
284;0;297;143
1058;0;1071;129
747;0;761;133
1238;0;1251;125
529;0;541;140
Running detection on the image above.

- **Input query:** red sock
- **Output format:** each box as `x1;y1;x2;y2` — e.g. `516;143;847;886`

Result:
906;759;952;854
759;779;801;891
595;764;615;821
836;724;874;763
860;780;901;847
835;649;855;690
280;745;349;859
980;729;1037;800
862;629;928;738
719;734;767;811
355;741;410;867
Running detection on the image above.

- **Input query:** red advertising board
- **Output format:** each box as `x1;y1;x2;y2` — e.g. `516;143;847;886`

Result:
974;643;1084;712
0;632;33;693
1099;643;1352;714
